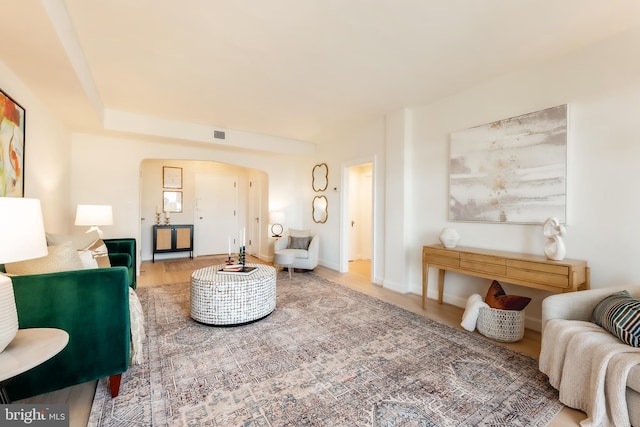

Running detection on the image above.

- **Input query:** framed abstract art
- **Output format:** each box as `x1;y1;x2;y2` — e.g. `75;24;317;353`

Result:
449;105;567;224
0;89;25;197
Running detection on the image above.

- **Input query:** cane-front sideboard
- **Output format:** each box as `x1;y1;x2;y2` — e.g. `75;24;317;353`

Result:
422;244;589;309
152;224;194;262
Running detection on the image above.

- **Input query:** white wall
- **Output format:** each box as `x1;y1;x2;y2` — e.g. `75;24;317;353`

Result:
139;159;267;262
312;25;640;331
70;133;313;265
408;26;640;330
313;117;386;276
0;59;72;233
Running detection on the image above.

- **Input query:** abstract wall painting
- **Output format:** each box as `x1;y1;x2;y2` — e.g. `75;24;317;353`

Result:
449;105;567;224
0;89;25;198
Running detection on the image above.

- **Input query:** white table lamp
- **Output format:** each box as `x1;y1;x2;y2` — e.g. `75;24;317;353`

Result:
269;211;285;238
75;204;113;238
0;198;48;353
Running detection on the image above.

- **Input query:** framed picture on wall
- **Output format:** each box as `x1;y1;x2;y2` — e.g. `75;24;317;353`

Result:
1;88;26;197
163;166;182;189
449;104;567;224
163;191;183;213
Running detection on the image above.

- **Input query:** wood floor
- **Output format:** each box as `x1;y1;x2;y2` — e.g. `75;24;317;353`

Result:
17;256;585;426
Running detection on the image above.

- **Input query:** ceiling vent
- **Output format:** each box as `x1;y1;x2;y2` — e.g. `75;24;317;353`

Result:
213;130;226;140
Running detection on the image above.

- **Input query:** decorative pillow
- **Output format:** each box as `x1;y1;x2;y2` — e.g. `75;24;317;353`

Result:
288;236;311;250
288;229;310;238
83;238;111;268
46;230;101;249
484;280;531;311
592;290;640;347
4;242;84;275
78;250;99;269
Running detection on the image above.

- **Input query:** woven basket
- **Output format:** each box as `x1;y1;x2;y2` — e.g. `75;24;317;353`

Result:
477;306;525;342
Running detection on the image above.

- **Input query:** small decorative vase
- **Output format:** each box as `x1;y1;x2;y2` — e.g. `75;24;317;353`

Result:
439;228;460;248
0;276;19;353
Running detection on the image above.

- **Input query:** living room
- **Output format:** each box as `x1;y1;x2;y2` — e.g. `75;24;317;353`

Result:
1;1;640;425
2;9;638;323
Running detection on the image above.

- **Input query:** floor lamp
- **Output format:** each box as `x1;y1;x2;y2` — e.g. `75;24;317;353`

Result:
0;198;48;353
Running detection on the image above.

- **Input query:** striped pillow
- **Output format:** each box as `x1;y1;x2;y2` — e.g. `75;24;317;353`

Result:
591;290;640;347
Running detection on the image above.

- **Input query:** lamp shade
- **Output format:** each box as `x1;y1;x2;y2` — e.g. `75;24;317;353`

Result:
75;204;113;226
269;211;285;225
0;197;48;353
0;197;48;264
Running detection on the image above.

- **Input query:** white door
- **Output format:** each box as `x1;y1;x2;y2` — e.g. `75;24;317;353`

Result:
195;173;238;255
348;164;373;261
248;179;261;256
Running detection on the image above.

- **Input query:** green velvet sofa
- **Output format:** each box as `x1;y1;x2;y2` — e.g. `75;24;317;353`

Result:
2;238;137;401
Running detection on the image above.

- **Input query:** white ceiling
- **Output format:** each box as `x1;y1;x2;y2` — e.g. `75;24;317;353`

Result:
2;0;640;143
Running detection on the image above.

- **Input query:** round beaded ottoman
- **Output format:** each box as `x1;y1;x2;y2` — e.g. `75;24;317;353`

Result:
190;264;276;325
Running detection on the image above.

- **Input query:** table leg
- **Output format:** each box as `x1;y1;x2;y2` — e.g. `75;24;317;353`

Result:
437;270;446;304
422;264;428;309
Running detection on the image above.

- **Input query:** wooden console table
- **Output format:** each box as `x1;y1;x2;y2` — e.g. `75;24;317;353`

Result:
422;244;589;309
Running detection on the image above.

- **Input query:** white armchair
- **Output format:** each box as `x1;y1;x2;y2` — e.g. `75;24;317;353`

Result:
273;231;319;270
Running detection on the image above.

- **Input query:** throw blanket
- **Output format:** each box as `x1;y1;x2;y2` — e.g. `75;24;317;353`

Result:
539;319;640;427
129;287;145;365
460;293;488;332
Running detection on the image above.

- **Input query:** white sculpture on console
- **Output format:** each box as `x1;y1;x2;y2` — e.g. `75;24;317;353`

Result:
439;228;460;248
543;217;566;261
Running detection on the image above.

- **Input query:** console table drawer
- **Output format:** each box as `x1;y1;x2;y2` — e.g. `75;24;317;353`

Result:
425;255;459;268
423;246;459;268
460;260;506;275
423;246;458;259
506;267;570;288
507;259;568;276
461;252;506;266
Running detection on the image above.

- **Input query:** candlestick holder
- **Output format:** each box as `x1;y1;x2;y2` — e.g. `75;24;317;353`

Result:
238;246;246;270
164;214;170;225
226;256;234;265
155;212;161;225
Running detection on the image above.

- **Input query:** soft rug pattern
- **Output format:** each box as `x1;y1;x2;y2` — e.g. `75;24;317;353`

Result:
89;272;563;426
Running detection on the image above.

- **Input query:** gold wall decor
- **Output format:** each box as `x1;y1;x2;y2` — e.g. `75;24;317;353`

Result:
312;195;328;224
312;163;328;192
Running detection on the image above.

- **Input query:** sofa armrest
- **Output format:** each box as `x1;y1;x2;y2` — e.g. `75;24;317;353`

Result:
307;234;319;257
541;285;640;338
104;238;137;289
103;238;136;258
7;267;131;400
109;253;131;268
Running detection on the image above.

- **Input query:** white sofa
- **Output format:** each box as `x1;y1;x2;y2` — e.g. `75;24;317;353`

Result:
273;230;319;270
541;285;640;425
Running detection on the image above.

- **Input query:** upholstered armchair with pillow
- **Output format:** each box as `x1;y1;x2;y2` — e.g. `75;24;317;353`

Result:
540;285;640;426
0;233;138;401
273;229;319;270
